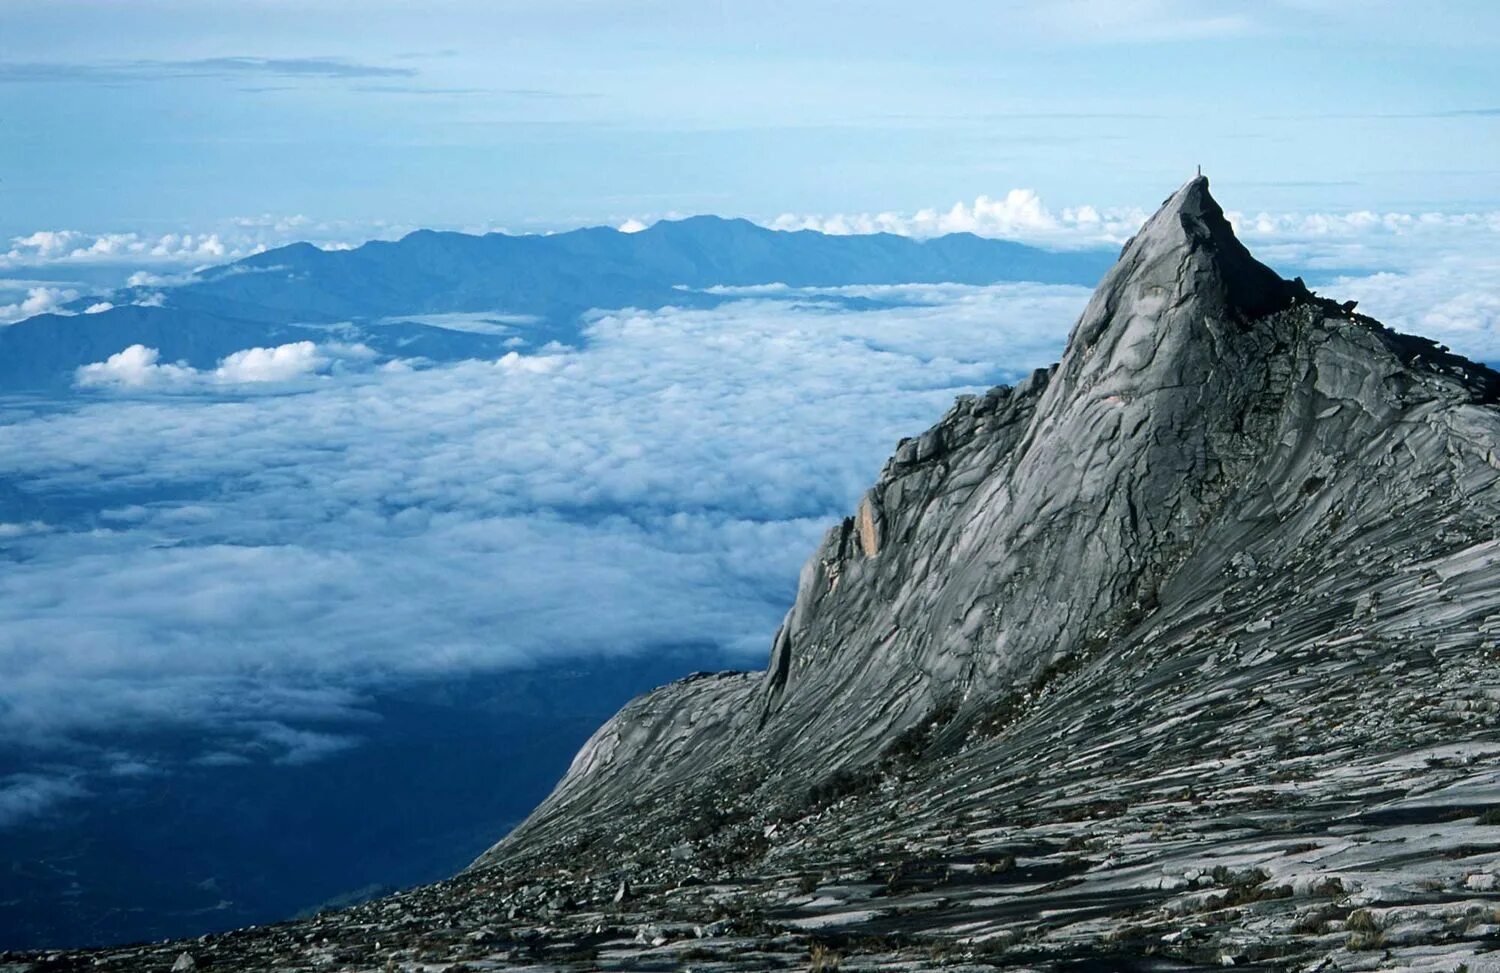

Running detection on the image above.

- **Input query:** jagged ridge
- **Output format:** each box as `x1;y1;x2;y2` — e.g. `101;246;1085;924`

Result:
480;177;1500;865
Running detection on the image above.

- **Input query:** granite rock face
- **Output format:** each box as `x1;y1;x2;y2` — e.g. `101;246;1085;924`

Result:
481;177;1500;863
22;178;1500;971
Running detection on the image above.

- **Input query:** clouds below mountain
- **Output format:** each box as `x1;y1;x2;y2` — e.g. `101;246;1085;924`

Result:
1328;260;1500;355
3;221;1500;830
770;191;1500;258
0;284;1087;821
765;197;1500;361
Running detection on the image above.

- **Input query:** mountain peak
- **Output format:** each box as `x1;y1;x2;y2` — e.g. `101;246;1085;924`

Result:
480;178;1500;869
1041;176;1320;452
1145;174;1303;316
1063;175;1304;368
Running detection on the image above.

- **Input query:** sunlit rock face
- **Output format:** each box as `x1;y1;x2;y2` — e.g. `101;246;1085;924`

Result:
484;177;1500;862
29;179;1500;971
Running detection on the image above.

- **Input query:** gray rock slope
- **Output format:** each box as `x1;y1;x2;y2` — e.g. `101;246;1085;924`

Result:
479;175;1500;866
21;177;1500;971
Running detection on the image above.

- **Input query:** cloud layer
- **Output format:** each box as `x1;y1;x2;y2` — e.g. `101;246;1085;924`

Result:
3;213;1500;830
0;217;424;282
0;284;1089;823
7;184;1498;278
0;773;87;829
771;190;1150;248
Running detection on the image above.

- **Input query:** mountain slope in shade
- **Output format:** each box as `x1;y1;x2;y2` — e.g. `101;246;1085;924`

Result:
22;178;1500;972
0;218;1115;389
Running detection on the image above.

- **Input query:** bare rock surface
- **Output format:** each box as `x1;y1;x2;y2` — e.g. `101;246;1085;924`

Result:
16;178;1500;972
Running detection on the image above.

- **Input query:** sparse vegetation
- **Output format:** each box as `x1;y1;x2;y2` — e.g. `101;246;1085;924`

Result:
805;767;880;809
1291;909;1333;935
880;697;962;765
809;942;841;971
1343;908;1385;949
977;853;1016;875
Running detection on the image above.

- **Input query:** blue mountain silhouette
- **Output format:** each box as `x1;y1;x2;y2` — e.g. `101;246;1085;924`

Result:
1;218;1115;388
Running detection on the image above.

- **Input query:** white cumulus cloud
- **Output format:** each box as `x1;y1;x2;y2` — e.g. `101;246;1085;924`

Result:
75;345;198;388
74;341;373;389
213;341;327;383
1323;258;1500;358
769;189;1500;265
2;230;230;268
0;285;78;323
770;189;1149;247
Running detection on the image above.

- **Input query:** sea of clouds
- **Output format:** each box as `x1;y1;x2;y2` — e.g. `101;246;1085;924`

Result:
0;283;1088;824
3;183;1500;826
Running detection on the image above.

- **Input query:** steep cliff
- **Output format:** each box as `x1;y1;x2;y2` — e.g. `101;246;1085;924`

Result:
479;177;1500;875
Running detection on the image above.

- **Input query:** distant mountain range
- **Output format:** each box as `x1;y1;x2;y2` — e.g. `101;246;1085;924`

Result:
0;218;1117;389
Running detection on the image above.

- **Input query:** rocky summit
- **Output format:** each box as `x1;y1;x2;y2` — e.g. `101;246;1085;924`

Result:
16;177;1500;972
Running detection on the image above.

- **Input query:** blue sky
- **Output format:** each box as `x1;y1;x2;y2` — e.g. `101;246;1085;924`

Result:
3;0;1499;240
